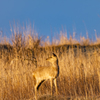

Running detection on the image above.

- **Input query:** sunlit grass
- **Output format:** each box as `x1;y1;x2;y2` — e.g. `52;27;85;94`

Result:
0;25;100;100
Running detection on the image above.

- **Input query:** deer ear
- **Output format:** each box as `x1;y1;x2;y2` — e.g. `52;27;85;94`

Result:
52;53;56;57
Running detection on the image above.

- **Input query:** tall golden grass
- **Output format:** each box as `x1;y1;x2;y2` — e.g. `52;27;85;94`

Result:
0;26;100;100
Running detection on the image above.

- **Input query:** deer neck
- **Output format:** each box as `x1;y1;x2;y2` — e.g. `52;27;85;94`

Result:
52;60;58;68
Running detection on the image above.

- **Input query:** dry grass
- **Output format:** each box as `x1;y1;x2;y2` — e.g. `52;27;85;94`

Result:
0;25;100;100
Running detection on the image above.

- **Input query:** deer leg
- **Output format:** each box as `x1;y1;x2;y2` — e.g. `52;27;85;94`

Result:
54;79;58;95
34;85;37;100
50;79;52;95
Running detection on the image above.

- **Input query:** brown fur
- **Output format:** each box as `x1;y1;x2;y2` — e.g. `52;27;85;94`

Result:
32;53;59;100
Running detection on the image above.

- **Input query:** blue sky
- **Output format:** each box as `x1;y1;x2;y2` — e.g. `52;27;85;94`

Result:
0;0;100;41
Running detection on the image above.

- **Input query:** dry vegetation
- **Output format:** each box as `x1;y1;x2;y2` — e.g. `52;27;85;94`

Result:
0;26;100;100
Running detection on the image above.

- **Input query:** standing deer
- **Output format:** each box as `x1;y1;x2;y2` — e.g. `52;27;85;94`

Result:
32;53;59;100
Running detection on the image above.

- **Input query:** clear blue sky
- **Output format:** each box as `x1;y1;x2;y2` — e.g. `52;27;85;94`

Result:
0;0;100;40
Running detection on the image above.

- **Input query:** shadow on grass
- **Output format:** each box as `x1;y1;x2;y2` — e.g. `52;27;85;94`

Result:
38;95;70;100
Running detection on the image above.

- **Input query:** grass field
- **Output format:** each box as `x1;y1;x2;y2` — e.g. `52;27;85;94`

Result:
0;26;100;100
